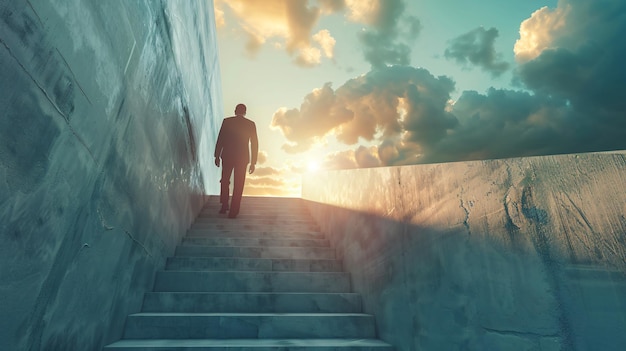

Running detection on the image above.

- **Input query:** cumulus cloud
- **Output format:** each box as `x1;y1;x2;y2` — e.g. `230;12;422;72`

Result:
444;27;510;77
272;66;457;154
354;145;381;168
320;146;382;170
515;0;626;117
216;0;338;66
312;29;336;58
347;0;421;68
274;0;626;167
271;82;353;153
322;149;358;170
514;4;570;63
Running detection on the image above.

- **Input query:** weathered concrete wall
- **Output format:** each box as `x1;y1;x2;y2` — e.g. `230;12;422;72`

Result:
0;1;221;350
303;151;626;351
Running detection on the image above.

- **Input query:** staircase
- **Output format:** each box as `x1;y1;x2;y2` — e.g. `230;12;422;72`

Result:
105;196;393;350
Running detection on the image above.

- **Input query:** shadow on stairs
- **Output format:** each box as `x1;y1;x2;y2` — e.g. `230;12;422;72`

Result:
104;195;393;350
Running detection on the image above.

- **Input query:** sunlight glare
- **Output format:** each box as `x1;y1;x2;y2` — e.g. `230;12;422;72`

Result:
307;160;320;172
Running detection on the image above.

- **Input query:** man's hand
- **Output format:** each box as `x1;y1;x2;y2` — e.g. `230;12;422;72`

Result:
249;164;255;174
215;157;220;167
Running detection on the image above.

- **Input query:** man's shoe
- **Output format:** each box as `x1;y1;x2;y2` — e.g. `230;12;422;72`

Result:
228;212;238;218
219;207;229;214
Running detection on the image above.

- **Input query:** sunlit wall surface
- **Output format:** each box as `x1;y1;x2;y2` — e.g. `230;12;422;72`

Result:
303;151;626;351
0;1;221;350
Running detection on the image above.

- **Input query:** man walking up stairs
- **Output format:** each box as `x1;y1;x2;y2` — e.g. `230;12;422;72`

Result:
105;196;393;350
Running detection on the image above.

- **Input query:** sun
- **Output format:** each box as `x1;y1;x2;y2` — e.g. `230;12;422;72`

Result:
307;160;320;172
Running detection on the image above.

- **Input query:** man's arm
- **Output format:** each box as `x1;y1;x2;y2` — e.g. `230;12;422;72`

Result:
214;120;225;167
249;122;259;174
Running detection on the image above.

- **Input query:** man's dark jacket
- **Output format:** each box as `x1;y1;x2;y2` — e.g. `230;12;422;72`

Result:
214;116;258;165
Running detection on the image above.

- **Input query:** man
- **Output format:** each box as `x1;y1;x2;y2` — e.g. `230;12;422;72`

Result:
214;103;258;218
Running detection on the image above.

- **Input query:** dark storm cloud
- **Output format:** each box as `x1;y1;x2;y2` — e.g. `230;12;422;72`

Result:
444;27;510;77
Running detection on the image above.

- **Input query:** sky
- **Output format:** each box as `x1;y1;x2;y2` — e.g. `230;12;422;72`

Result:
214;0;626;197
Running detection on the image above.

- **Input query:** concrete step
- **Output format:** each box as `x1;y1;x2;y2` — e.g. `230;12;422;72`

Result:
201;202;309;211
104;338;394;350
165;257;343;272
198;211;308;220
122;313;377;339
153;271;351;293
182;237;330;248
194;217;316;226
141;292;362;313
174;245;336;260
205;196;306;206
201;209;311;219
202;203;310;215
190;222;320;232
186;229;325;240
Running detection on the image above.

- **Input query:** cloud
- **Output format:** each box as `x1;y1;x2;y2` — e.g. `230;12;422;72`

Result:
251;166;280;177
320;145;381;170
217;0;420;68
346;0;421;68
294;46;322;67
514;4;570;63
244;165;301;196
444;27;510;77
313;29;336;58
272;66;457;154
514;0;626;117
214;3;226;28
256;150;268;164
322;149;358;170
271;82;353;153
216;0;338;66
275;0;626;166
318;0;346;14
354;145;381;168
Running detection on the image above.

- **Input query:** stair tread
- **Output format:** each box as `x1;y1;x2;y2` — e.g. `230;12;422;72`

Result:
145;292;359;295
106;338;393;348
130;313;371;317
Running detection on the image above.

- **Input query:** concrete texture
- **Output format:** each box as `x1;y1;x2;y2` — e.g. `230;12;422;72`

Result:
0;1;221;350
302;151;626;351
105;196;392;350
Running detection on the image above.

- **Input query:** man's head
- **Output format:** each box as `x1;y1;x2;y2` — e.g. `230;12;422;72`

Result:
235;104;247;116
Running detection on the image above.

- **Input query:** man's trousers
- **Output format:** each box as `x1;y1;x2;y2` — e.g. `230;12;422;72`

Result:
220;159;248;216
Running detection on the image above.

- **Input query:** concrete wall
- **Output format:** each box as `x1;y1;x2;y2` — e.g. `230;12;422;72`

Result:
303;151;626;351
0;1;221;350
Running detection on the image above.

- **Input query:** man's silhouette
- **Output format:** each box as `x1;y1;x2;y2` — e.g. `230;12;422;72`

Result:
214;104;258;218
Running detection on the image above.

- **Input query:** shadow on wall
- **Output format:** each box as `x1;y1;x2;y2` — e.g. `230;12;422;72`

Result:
304;201;626;351
302;151;626;351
